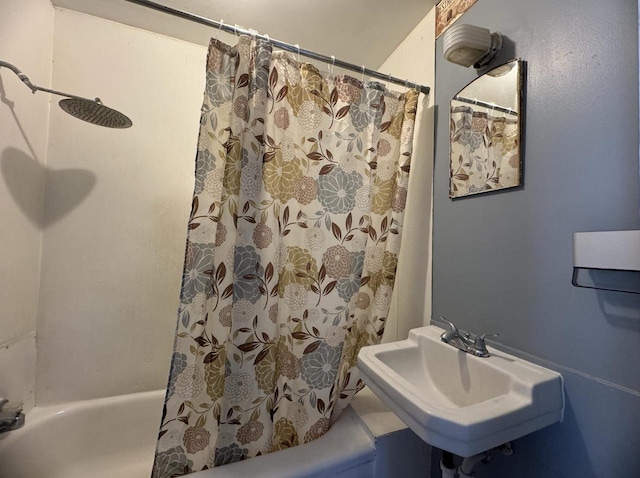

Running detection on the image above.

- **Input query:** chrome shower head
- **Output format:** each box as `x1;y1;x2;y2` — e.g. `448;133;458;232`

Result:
0;60;132;129
58;98;132;129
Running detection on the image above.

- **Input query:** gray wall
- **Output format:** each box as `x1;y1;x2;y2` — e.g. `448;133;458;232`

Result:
432;0;640;477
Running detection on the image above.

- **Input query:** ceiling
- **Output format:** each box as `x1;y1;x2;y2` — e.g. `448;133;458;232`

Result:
51;0;435;68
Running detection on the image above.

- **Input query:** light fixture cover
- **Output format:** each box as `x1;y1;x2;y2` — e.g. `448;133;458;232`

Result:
443;24;502;68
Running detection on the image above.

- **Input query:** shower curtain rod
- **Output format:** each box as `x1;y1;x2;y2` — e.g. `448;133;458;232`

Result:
125;0;430;96
454;95;518;116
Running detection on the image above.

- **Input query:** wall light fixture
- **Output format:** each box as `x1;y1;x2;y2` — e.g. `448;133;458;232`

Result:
442;24;503;69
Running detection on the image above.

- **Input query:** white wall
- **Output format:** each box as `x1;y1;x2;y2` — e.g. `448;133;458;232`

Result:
381;10;436;342
36;8;207;404
0;0;55;410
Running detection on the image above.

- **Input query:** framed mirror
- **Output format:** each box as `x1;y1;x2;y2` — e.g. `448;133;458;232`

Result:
449;59;525;198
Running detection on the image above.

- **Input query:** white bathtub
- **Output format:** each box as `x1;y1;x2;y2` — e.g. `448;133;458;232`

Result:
0;390;377;478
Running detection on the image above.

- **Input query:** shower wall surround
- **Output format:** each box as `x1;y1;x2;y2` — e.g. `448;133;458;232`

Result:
0;0;55;411
433;0;639;476
35;9;207;404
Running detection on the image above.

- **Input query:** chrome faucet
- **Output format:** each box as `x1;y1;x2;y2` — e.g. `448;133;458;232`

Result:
439;317;499;358
0;398;25;434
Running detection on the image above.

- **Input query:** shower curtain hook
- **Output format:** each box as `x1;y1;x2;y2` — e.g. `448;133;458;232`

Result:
295;44;301;62
233;24;239;36
264;33;270;43
328;55;336;74
216;19;224;39
361;65;366;82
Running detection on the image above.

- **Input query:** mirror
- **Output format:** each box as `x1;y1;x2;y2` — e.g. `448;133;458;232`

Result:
449;59;524;198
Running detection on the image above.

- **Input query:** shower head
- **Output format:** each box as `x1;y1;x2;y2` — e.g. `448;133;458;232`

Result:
59;98;132;129
0;60;132;128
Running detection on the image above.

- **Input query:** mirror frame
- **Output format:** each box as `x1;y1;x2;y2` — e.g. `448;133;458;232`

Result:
448;59;526;198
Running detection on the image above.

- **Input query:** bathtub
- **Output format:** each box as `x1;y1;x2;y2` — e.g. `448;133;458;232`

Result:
0;390;377;478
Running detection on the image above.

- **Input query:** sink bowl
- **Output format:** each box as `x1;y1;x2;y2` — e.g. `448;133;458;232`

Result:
358;325;564;457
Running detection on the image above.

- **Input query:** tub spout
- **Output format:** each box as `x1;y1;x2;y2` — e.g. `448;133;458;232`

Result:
0;398;25;434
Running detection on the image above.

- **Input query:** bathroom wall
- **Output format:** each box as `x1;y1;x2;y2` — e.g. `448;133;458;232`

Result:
432;0;640;476
0;0;55;410
36;8;207;404
379;9;436;343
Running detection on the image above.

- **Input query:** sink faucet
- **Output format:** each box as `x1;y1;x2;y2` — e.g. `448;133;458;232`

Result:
439;317;499;358
0;398;25;434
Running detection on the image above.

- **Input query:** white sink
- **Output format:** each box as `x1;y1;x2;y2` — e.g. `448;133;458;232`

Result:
357;325;564;457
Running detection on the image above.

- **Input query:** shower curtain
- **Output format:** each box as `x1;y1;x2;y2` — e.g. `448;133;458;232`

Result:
152;35;418;477
450;105;520;195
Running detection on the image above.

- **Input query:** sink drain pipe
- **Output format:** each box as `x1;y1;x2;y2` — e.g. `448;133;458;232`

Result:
440;443;513;477
457;452;489;478
440;451;457;478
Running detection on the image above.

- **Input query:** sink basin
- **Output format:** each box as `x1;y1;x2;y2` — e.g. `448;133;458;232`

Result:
358;325;564;457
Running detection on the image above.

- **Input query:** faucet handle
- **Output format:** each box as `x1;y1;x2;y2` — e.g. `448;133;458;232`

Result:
478;332;499;342
474;332;500;347
469;333;499;357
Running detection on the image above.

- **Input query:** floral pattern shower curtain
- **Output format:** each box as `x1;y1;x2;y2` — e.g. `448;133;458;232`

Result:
152;35;419;477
